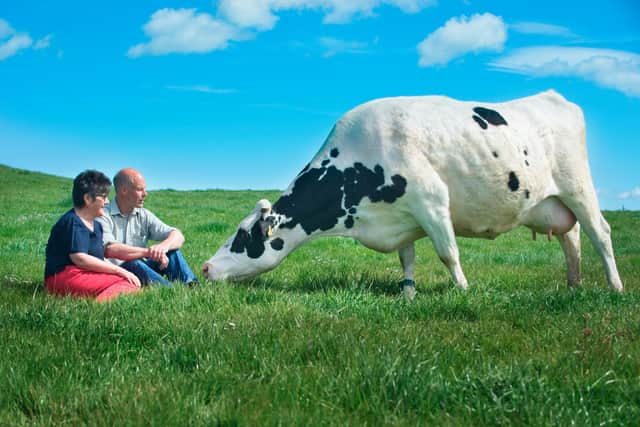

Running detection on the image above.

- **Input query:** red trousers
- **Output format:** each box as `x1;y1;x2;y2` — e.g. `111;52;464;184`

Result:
45;265;141;303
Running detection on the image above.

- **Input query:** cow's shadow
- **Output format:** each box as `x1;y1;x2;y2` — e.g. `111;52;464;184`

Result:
238;272;451;297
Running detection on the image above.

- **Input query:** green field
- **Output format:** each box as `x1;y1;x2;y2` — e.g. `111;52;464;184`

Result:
1;164;639;426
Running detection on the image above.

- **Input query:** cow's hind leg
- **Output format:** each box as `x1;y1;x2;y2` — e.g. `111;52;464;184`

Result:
557;222;581;287
559;193;623;292
410;199;469;290
398;243;417;299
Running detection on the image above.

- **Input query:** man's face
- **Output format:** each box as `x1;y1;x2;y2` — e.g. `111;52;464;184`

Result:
129;175;147;208
120;174;147;211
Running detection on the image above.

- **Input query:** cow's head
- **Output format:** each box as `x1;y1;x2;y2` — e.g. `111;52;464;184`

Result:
202;199;287;281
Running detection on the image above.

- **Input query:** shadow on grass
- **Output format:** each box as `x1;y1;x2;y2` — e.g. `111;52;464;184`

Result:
236;270;454;298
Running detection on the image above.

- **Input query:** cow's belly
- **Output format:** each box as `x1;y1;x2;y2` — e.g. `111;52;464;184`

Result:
351;204;425;252
450;195;576;239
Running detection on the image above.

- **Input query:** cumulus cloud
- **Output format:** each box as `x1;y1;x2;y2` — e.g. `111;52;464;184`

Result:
417;13;507;67
217;0;436;29
0;18;34;61
127;8;246;58
129;2;435;57
617;187;640;199
490;46;640;97
509;22;575;38
319;36;369;57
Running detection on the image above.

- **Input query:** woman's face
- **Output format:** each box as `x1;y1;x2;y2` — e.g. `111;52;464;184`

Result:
85;192;109;218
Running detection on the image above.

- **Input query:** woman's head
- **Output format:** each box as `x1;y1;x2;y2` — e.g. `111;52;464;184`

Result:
72;170;112;208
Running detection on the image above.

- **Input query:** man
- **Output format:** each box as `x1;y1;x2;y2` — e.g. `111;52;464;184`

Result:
97;168;198;287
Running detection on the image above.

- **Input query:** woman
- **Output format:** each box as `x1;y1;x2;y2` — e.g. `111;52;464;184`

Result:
45;170;142;302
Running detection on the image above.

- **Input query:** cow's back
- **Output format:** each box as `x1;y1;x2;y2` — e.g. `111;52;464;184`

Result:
312;90;588;238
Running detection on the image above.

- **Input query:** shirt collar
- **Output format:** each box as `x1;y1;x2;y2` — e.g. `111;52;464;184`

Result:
109;197;140;217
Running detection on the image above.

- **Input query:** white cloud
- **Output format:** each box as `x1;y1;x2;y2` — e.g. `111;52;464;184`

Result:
319;36;369;57
417;13;507;67
0;18;34;61
127;8;246;58
0;33;33;61
617;187;640;199
165;85;238;94
490;46;640;97
510;22;575;38
217;0;436;30
33;34;53;50
130;2;435;57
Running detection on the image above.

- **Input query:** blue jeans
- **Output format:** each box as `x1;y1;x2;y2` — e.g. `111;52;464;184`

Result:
121;250;197;287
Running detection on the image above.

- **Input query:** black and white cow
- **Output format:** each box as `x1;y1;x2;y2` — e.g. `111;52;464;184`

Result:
203;90;623;296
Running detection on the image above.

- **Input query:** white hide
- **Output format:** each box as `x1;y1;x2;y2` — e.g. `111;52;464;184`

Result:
204;90;623;294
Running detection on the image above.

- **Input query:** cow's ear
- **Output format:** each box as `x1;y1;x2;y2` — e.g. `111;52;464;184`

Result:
256;199;272;214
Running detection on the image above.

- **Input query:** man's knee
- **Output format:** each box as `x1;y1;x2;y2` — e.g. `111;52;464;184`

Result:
166;249;185;262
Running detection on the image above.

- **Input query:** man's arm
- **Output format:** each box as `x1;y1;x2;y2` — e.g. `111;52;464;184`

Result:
104;242;151;261
104;242;170;269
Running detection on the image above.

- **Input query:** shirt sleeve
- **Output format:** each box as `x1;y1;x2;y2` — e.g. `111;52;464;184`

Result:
69;221;91;254
144;209;176;242
96;214;117;245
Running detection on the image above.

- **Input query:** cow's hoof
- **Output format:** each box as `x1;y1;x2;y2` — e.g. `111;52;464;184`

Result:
400;279;416;300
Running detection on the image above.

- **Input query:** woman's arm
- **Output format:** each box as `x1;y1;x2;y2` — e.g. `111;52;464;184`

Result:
69;252;141;287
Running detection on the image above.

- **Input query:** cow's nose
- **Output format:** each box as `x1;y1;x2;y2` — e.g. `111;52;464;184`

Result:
202;263;209;274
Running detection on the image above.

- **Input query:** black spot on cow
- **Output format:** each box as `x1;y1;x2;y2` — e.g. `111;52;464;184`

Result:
230;221;269;259
525;190;530;199
273;163;407;235
472;115;488;130
345;216;354;228
348;207;357;214
473;107;508;126
508;171;520;192
525;160;530;166
321;159;330;167
492;151;499;158
330;148;340;158
523;149;528;156
270;238;284;251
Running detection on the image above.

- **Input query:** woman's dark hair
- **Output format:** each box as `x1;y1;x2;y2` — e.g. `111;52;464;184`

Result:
72;170;112;208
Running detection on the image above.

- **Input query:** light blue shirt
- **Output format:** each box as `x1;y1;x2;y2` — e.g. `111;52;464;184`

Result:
97;198;175;264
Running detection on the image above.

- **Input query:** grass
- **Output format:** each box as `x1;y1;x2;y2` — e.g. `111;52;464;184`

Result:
1;164;639;426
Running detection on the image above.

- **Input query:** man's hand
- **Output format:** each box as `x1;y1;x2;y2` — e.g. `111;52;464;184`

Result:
147;244;170;262
158;253;169;270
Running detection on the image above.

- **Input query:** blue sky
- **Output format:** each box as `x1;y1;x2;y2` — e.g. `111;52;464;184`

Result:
1;0;639;210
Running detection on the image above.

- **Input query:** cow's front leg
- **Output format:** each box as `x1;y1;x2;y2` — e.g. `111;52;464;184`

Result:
398;243;417;300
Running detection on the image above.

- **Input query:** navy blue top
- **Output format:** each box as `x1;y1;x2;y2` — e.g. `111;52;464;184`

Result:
44;209;105;278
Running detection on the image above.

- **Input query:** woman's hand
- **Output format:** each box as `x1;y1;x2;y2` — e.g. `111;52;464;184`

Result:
117;267;142;287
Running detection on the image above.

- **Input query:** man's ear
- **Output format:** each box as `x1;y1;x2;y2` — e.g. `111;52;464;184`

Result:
83;193;93;207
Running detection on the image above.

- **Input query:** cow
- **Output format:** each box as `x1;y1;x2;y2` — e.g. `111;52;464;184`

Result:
202;90;623;297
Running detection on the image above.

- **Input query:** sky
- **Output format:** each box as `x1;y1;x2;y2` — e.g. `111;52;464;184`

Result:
1;0;639;210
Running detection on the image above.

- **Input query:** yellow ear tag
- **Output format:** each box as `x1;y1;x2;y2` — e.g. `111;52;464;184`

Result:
267;225;273;237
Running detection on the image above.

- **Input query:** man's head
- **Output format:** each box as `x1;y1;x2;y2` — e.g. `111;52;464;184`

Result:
113;168;147;214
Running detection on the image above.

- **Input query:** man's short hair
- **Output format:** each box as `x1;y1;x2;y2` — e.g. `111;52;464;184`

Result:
72;170;111;208
113;170;133;192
